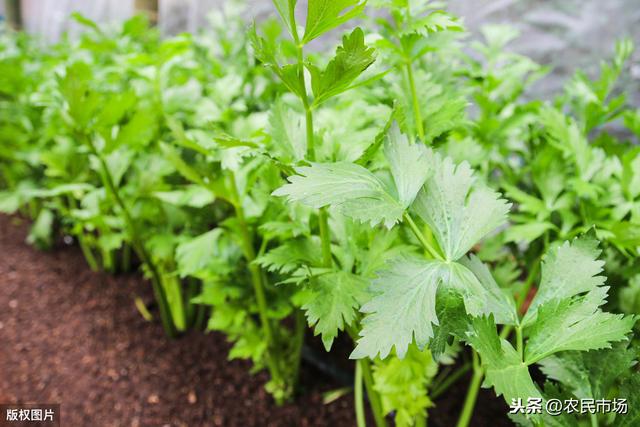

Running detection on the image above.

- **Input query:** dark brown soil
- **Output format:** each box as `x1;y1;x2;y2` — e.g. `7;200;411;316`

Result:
0;214;511;426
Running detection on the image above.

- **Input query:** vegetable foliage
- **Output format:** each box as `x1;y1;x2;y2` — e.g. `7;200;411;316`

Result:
1;1;638;425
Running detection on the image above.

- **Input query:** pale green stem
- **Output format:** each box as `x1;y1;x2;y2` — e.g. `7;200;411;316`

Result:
516;325;524;360
318;208;332;266
355;361;366;427
229;175;284;395
83;133;175;337
290;309;306;393
406;62;425;141
456;351;483;427
66;195;99;271
361;358;388;427
290;14;332;269
403;1;425;142
78;237;99;272
431;362;472;399
403;212;443;261
499;259;541;340
347;326;388;427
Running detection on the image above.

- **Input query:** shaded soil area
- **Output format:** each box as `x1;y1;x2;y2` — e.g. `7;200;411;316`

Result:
0;214;511;426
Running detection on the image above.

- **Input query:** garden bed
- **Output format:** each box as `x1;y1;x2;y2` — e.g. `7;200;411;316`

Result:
1;1;638;425
0;214;510;426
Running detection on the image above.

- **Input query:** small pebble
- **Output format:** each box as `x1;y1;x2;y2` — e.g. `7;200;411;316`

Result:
187;391;197;404
107;369;119;380
9;299;18;309
148;394;160;404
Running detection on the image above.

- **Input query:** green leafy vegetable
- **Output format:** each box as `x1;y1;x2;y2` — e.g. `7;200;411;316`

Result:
302;0;366;44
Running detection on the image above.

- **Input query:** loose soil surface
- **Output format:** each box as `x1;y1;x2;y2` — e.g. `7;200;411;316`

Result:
0;214;510;426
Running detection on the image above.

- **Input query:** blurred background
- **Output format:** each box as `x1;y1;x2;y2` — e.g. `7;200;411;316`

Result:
1;0;639;103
